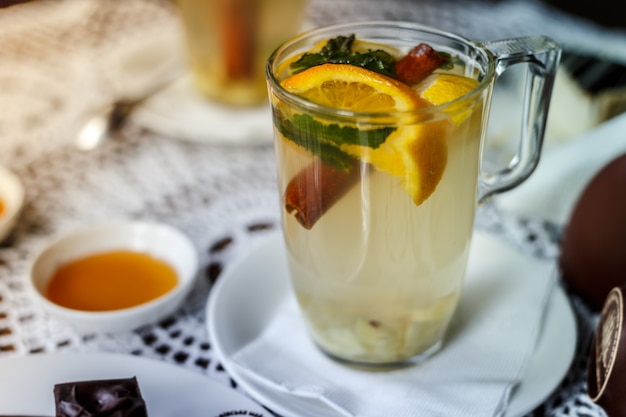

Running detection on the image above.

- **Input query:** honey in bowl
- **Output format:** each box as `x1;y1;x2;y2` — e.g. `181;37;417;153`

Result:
45;250;178;311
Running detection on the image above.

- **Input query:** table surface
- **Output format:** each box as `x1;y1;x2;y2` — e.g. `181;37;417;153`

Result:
1;0;624;416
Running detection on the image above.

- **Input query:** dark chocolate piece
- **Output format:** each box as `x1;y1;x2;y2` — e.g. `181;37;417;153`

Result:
54;377;148;417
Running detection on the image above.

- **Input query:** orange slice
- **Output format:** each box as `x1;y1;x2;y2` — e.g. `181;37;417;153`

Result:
281;63;422;112
416;73;480;125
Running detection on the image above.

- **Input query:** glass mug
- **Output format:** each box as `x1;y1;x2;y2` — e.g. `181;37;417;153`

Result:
176;0;307;107
266;21;560;365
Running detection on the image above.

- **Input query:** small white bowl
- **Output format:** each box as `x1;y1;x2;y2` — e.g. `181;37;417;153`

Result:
29;221;199;334
0;164;24;243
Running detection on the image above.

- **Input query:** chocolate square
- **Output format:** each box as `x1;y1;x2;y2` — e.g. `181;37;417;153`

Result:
54;376;148;417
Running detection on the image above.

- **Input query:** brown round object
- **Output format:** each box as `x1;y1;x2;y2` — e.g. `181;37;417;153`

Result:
587;286;626;417
559;153;626;311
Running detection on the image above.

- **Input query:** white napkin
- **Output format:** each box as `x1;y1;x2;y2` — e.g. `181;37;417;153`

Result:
231;232;557;417
495;112;626;226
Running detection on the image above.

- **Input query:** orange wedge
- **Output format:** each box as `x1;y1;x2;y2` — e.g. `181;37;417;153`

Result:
416;73;480;125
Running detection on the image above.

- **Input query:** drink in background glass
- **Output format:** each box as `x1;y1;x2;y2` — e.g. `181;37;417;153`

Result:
176;0;307;107
266;22;560;365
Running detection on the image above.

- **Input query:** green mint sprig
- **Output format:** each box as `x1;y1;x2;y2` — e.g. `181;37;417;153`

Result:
289;34;397;78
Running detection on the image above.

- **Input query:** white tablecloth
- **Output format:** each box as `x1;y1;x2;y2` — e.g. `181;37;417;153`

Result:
1;0;624;416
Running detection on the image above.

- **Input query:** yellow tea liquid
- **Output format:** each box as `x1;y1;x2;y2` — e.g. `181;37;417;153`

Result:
277;104;484;363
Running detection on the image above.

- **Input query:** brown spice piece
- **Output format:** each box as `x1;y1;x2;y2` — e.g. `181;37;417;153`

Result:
395;43;448;86
285;161;360;230
218;0;258;80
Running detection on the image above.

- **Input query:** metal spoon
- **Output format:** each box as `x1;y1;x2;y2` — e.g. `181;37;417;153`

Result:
74;78;178;151
75;99;138;151
74;33;186;151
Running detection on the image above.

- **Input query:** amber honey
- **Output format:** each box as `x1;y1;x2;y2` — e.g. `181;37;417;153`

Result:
0;197;5;217
45;250;178;312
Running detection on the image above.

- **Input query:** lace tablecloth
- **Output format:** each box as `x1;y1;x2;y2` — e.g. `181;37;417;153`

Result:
1;0;625;416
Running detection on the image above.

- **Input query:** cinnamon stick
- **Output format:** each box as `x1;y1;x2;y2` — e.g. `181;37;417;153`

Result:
395;43;447;86
285;161;361;230
218;0;258;80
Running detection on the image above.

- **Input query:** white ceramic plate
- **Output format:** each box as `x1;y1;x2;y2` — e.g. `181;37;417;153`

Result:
207;232;577;417
0;352;271;416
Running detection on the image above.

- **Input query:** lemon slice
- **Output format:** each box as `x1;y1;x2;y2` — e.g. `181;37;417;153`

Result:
280;63;448;205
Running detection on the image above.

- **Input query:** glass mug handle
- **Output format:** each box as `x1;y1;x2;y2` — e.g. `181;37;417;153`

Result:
477;36;561;203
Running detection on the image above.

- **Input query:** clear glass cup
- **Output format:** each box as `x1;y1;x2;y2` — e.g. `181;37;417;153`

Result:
266;21;560;365
175;0;307;107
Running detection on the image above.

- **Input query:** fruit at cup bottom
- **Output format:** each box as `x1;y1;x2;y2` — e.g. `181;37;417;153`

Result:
273;35;483;363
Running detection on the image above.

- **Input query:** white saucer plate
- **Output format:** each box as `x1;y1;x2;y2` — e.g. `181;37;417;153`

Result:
207;232;578;417
133;75;274;145
0;352;271;416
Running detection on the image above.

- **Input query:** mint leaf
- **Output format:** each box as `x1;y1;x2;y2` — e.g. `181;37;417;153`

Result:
274;111;353;170
273;110;395;171
290;34;397;78
437;51;461;71
290;114;394;149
